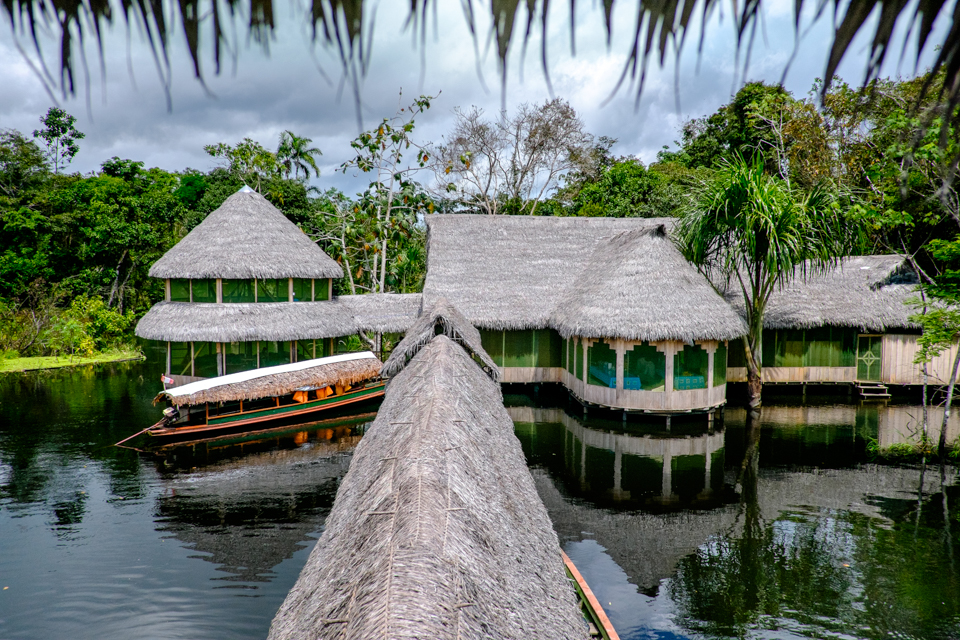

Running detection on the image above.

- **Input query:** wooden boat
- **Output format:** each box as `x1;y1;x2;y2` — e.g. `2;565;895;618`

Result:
561;550;621;640
145;352;385;442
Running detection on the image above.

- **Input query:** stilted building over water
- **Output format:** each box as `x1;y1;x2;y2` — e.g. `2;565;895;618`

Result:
423;215;745;414
136;187;421;383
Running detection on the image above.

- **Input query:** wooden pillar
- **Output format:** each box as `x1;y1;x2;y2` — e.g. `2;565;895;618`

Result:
190;342;195;376
216;343;223;376
662;342;675;394
165;279;171;301
700;340;718;388
165;341;171;375
615;340;625;392
216;278;222;303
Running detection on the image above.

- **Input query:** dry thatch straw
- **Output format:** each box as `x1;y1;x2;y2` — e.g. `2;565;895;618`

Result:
150;188;343;279
423;213;672;330
135;301;359;342
721;255;919;331
157;353;382;406
337;293;423;333
382;297;500;381
551;226;746;342
268;335;588;640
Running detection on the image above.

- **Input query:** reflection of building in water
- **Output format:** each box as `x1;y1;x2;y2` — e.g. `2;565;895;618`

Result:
153;428;359;584
726;403;960;449
508;406;725;507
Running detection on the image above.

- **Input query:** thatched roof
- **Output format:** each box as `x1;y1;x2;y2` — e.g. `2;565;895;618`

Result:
157;352;381;406
381;297;500;380
268;335;587;640
149;188;343;279
336;293;423;333
551;226;746;342
135;301;359;342
423;213;673;330
721;255;918;331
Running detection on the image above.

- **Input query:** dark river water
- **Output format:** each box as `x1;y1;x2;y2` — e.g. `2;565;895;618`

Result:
2;356;960;640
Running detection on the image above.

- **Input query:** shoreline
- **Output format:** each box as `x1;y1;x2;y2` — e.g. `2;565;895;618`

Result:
0;351;144;373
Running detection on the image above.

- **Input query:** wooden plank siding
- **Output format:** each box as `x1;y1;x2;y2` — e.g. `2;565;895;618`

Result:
727;334;959;386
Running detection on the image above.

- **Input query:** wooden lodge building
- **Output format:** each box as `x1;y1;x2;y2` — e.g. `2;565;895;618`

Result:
138;191;957;413
135;187;419;385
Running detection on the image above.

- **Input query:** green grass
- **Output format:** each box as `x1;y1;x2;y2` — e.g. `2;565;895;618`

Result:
0;349;143;373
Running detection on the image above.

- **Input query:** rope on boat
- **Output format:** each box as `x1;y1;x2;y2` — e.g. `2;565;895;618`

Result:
113;426;154;447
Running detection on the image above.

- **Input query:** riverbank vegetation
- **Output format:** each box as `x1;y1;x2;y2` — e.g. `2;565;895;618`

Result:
2;73;957;380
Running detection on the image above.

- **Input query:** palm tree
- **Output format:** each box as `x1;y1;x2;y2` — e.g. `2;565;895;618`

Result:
675;155;857;408
277;131;322;181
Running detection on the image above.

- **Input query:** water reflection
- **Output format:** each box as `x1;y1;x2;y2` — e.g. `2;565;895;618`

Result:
512;399;960;640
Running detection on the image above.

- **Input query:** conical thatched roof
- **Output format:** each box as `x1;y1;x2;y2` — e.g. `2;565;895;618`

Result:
551;226;746;342
150;188;343;279
268;335;587;640
381;297;499;381
721;255;918;331
423;213;672;330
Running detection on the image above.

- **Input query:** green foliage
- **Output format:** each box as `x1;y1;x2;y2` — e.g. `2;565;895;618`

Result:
571;159;686;218
32;107;85;174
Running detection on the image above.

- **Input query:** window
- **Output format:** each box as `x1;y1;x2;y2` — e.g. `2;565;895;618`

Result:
504;330;535;367
222;280;255;303
292;279;313;302
296;339;315;361
727;338;747;368
674;344;708;390
480;329;504;367
169;279;190;302
762;328;857;368
624;342;665;391
587;340;617;388
713;342;727;386
169;342;191;376
535;329;563;368
191;279;217;303
259;340;291;368
575;340;583;381
258;278;288;302
193;342;219;377
225;341;258;373
315;279;331;301
561;338;568;370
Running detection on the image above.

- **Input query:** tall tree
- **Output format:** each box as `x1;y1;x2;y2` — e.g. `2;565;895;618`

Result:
676;155;857;407
435;98;593;215
203;138;277;192
32;107;84;174
277;131;322;181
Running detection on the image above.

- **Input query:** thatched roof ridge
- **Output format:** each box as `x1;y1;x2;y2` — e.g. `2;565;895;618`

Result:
551;226;747;341
268;336;587;640
336;293;422;333
423;213;673;330
157;353;381;406
722;255;918;331
135;301;359;342
149;188;343;279
382;297;500;380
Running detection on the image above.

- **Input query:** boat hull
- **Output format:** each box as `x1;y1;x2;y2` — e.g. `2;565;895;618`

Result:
147;382;386;442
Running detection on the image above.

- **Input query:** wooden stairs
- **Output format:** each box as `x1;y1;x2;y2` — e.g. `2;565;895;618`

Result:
856;382;891;399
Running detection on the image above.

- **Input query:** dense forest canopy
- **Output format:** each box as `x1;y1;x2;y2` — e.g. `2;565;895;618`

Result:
1;71;957;362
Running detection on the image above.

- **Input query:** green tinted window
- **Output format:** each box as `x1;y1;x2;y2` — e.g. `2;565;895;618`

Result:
728;338;747;368
480;329;504;367
169;341;191;376
292;279;313;302
259;340;291;368
624;342;665;391
169;279;190;302
222;280;255;303
535;329;562;368
805;327;857;367
761;330;776;368
258;278;288;302
191;279;217;303
504;330;535;367
713;342;727;386
225;341;258;373
561;338;568;370
675;344;708;390
193;342;219;377
587;340;617;388
318;337;333;358
567;340;577;376
315;279;330;301
296;339;315;361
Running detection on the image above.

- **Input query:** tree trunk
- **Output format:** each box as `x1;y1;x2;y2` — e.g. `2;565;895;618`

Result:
743;338;763;409
939;346;960;457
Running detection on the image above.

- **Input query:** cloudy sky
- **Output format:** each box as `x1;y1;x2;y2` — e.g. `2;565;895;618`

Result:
0;0;950;195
